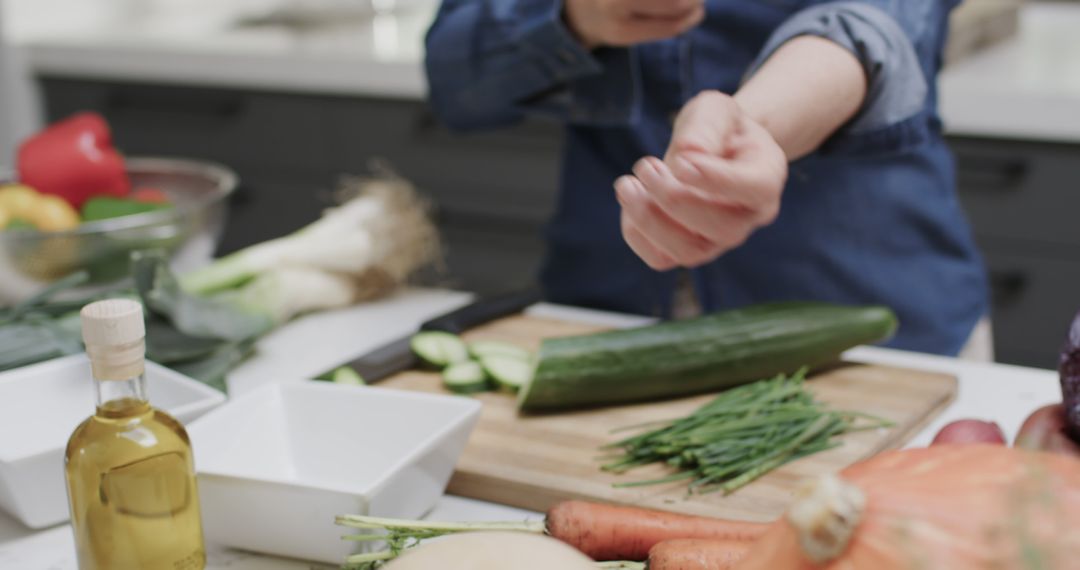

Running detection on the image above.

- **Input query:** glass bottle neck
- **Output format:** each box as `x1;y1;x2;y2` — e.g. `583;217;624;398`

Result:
95;374;151;418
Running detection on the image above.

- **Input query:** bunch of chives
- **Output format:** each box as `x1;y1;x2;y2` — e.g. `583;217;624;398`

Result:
601;369;892;494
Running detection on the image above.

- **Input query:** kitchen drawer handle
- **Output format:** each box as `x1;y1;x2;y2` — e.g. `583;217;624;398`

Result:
957;158;1029;192
989;269;1028;307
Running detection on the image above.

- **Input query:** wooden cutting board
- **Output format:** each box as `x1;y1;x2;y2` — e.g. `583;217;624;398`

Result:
382;314;957;521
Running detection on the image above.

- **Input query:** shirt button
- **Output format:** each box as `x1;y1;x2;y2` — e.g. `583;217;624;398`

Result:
557;48;577;65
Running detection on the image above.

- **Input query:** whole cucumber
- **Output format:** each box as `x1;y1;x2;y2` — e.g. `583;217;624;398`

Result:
518;302;897;412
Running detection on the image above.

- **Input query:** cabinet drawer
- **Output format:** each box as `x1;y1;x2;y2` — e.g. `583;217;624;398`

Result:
40;78;334;174
952;137;1080;248
984;248;1080;368
328;99;561;224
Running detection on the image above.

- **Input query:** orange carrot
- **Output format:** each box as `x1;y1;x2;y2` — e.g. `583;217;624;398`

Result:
645;538;750;570
545;501;767;561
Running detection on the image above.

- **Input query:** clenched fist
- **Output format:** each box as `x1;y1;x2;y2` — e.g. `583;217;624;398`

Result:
615;91;788;270
563;0;705;48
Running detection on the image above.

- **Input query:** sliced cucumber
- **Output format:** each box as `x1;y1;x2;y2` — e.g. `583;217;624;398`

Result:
442;361;492;394
480;355;534;393
411;331;470;368
468;340;532;362
330;366;366;386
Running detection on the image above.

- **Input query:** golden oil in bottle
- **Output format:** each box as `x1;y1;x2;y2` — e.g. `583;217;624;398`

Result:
64;299;205;570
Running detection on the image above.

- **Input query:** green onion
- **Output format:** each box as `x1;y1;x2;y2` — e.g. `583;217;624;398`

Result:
601;369;893;494
178;170;439;324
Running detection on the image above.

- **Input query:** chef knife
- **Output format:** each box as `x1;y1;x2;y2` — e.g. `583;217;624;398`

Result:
320;289;542;383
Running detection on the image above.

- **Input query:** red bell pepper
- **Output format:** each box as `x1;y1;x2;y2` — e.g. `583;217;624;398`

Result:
131;187;170;204
16;112;130;209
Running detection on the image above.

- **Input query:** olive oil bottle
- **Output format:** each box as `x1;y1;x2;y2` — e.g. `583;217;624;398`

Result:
65;299;205;570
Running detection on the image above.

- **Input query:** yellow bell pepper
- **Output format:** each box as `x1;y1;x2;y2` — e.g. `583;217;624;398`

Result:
34;195;81;232
0;184;81;232
0;185;40;220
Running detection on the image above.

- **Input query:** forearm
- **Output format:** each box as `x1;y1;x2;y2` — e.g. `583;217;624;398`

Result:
734;1;934;160
734;35;867;161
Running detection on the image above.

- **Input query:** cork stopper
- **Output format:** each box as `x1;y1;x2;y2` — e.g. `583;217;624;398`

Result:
81;299;146;380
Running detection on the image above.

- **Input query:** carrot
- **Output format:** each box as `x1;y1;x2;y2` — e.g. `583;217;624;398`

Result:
545;501;767;561
645;538;750;570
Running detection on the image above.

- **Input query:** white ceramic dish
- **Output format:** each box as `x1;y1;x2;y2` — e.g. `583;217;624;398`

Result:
0;354;226;529
187;381;481;565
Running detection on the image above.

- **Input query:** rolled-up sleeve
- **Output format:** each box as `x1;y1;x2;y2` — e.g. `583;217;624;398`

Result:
424;0;642;131
745;1;942;154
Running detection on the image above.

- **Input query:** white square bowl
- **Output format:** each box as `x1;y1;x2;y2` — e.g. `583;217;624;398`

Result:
0;354;226;529
186;381;481;564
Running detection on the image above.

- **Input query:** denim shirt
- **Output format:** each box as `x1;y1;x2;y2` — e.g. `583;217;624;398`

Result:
425;0;989;356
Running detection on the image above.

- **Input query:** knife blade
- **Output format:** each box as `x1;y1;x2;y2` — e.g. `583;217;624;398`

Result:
322;289;542;383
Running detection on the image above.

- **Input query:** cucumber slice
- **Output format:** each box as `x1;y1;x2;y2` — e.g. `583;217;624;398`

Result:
468;340;532;361
480;355;534;393
330;366;366;386
442;361;492;394
411;331;470;368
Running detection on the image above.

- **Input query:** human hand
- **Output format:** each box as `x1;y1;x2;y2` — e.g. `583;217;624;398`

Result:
563;0;705;49
615;91;788;270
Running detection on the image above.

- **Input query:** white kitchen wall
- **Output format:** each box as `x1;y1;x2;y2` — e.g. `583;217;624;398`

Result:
0;6;15;163
0;3;40;168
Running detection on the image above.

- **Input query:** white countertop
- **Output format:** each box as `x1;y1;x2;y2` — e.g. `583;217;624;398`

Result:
3;0;1080;142
939;2;1080;143
0;287;1064;569
2;0;435;99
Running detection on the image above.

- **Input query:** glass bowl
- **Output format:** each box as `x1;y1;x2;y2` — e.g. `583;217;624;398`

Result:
0;157;237;304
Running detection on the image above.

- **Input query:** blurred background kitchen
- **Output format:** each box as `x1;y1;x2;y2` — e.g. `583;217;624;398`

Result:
0;0;1077;368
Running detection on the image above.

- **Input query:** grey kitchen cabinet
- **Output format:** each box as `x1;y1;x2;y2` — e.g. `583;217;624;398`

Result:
38;77;1080;366
41;79;338;174
952;137;1080;369
39;78;561;295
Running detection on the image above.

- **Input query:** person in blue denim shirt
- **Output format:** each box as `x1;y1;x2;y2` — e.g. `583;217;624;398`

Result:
424;0;990;357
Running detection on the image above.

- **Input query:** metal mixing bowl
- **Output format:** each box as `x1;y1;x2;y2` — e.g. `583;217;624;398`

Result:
0;157;237;304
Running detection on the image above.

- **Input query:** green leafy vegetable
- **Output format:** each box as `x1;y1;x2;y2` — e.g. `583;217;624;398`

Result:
165;341;254;393
600;370;893;495
5;218;35;230
81;196;171;222
1;169;441;393
132;251;278;391
133;251;274;341
0;272;101;372
0;257;265;391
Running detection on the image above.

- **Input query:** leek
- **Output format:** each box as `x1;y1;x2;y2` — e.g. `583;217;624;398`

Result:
180;170;440;324
0;168;440;392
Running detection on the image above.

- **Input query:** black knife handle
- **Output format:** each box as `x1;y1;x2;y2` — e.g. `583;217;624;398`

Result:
419;289;543;334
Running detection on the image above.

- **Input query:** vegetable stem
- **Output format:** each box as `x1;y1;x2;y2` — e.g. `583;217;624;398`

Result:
345;551;398;564
336;514;546;534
